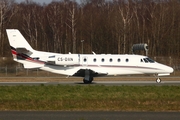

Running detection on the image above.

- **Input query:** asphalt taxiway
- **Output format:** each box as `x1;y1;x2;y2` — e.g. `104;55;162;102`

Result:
0;80;180;86
0;111;180;120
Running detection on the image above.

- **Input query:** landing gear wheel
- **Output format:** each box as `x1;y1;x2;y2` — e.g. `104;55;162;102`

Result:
83;79;92;84
156;78;161;83
83;77;93;84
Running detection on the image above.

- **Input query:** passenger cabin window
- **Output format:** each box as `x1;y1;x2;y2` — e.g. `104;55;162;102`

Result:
84;58;87;62
126;59;129;62
117;58;121;62
109;58;113;62
93;58;96;62
102;58;105;62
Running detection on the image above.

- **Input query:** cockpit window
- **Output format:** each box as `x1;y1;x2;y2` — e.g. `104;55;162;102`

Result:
146;57;155;63
143;57;155;63
143;58;148;63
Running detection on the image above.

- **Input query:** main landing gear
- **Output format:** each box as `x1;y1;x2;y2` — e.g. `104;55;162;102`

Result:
72;69;95;84
83;77;93;84
83;69;94;84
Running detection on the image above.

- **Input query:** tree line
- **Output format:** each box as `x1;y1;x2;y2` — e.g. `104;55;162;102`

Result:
1;0;180;58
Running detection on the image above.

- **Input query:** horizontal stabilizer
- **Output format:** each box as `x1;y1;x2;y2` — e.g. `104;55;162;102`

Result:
16;48;33;54
23;62;44;69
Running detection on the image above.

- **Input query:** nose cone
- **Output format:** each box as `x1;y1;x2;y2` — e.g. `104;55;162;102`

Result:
167;66;174;73
158;63;174;74
157;65;174;76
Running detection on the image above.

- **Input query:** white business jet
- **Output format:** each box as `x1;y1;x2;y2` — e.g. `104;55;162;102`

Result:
6;29;173;83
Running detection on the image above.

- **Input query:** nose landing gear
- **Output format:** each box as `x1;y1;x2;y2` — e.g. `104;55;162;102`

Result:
154;74;162;83
156;78;161;83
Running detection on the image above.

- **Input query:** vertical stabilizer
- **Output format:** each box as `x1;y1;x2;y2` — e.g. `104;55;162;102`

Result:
6;29;34;59
6;29;44;68
6;29;34;51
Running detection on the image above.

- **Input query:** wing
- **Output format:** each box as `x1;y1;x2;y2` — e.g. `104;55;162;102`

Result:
72;69;108;77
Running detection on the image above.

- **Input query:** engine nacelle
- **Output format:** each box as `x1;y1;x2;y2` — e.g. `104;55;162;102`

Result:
47;54;80;66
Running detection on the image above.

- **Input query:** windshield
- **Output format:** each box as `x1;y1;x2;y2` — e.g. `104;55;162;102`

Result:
143;57;155;63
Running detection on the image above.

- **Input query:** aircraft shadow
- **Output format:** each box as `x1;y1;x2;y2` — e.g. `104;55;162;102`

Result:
74;82;97;85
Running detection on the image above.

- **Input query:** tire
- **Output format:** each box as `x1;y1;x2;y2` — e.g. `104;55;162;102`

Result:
83;77;93;84
83;79;92;84
156;78;161;83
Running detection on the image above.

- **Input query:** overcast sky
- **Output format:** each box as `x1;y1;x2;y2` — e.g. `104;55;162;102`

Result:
15;0;81;4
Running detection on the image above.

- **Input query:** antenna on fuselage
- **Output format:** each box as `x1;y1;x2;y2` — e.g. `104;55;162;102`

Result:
132;43;148;56
92;51;96;55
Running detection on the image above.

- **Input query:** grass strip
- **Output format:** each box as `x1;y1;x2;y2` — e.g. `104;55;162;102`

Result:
0;85;180;111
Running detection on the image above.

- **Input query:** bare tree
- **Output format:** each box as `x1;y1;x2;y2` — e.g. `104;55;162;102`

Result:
0;0;17;56
46;1;63;53
66;1;77;53
118;0;133;54
2;0;180;59
20;0;40;49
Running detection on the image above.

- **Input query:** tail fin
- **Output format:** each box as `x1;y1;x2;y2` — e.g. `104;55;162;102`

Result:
6;29;34;50
6;29;34;59
6;29;44;68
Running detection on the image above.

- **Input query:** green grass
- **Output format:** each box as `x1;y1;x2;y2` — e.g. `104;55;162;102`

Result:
0;85;180;111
